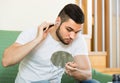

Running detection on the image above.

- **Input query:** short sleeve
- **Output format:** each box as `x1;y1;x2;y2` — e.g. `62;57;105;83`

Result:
16;27;37;45
72;33;88;56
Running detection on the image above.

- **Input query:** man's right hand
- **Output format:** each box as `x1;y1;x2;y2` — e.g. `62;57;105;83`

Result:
36;22;53;43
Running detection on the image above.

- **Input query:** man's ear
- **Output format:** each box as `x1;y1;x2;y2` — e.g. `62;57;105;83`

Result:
55;17;61;26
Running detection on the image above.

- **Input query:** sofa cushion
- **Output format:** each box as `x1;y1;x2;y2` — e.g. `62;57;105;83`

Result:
61;73;76;83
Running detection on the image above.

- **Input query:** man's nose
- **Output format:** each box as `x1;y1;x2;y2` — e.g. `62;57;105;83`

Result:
70;32;76;39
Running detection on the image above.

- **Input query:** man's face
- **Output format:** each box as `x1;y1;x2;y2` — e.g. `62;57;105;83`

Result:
56;19;83;45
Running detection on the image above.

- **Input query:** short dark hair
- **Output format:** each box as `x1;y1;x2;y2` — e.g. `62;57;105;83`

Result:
58;3;84;24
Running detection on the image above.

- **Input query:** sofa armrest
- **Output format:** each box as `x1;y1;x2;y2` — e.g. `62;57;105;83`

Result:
92;69;112;83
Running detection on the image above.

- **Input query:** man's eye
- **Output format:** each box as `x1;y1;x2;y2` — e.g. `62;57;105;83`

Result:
67;28;72;32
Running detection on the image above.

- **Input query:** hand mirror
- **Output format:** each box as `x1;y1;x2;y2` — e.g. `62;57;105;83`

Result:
51;51;73;68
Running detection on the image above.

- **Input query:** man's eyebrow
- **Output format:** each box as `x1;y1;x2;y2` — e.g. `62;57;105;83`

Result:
75;30;82;33
66;26;73;30
66;26;82;33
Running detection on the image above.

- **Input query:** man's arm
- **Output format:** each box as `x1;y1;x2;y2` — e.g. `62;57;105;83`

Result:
65;55;92;80
2;22;51;67
2;39;40;67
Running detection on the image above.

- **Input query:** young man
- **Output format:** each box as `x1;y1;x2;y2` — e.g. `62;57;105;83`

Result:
2;3;99;83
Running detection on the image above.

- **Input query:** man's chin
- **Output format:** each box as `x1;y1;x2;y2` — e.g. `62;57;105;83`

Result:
62;41;71;45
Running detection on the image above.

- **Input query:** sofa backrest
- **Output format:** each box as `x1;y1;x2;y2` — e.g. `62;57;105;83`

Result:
0;30;21;83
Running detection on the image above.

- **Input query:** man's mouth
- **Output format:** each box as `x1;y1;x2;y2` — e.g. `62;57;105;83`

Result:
65;39;72;43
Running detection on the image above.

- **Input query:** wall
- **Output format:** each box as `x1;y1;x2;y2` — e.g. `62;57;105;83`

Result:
0;0;75;31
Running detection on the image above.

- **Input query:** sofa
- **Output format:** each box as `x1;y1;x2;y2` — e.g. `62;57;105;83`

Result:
0;30;112;83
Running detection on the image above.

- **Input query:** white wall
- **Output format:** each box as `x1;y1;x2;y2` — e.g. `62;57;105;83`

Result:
0;0;75;31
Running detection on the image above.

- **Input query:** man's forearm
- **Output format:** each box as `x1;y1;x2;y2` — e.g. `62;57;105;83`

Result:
2;38;41;67
71;69;92;80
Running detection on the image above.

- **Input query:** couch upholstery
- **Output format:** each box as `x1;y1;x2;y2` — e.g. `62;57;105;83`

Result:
0;30;112;83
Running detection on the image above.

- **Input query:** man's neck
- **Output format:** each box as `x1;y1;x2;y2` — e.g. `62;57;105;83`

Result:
49;26;60;41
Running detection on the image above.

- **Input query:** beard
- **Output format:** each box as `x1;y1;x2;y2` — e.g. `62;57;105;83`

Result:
56;25;69;45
